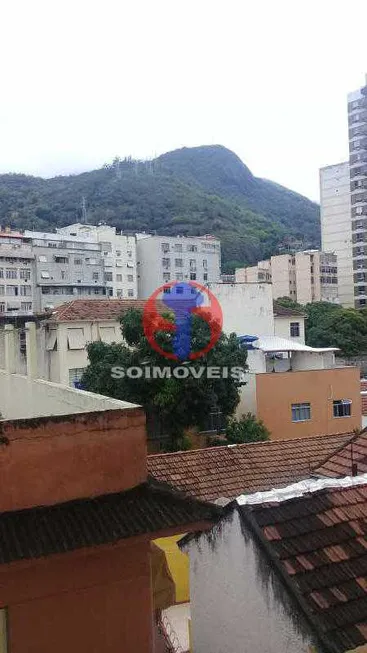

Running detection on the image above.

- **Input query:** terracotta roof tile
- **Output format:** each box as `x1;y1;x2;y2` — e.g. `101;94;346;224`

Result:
48;298;166;322
241;483;367;652
148;432;355;503
314;432;367;479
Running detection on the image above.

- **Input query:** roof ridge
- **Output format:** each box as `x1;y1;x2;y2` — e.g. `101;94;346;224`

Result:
311;429;367;475
147;432;355;460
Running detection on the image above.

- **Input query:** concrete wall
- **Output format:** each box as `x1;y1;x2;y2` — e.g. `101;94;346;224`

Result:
256;366;361;440
0;539;153;653
187;510;316;653
295;251;315;304
320;163;354;308
274;315;305;344
0;404;146;512
270;254;293;300
208;283;274;336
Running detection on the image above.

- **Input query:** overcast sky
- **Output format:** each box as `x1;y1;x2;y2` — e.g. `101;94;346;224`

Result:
0;0;366;201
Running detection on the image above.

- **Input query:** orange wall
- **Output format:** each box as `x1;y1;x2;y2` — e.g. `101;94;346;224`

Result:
0;408;146;512
0;540;153;653
256;367;361;440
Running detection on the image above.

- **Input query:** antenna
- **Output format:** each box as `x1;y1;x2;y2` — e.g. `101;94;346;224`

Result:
81;196;88;224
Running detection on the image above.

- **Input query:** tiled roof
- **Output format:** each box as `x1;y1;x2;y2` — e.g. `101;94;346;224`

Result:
241;481;367;652
0;483;219;565
314;432;367;479
147;432;355;503
273;300;306;317
48;298;166;322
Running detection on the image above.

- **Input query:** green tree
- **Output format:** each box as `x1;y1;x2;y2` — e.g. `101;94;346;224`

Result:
82;308;248;451
225;413;270;444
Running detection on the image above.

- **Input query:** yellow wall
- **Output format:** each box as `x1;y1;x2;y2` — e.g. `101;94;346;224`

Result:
154;535;189;604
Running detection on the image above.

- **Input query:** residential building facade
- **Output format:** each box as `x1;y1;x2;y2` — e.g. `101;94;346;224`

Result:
320;162;354;307
25;230;106;311
136;233;221;298
236;250;339;305
348;75;367;309
237;336;361;439
56;224;138;299
0;230;35;317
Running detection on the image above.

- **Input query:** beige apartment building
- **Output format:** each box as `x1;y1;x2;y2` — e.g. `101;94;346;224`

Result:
236;250;338;305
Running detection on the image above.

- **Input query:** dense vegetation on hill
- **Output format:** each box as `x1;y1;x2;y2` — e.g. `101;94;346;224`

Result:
0;145;320;271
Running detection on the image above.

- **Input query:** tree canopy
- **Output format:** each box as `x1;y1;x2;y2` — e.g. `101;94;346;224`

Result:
225;413;270;444
82;308;248;451
276;297;367;357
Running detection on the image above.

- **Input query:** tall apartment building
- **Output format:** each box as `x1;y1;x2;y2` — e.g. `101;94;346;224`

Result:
235;250;338;305
0;230;35;316
348;75;367;309
320;162;354;307
25;230;107;312
136;234;221;298
56;224;138;299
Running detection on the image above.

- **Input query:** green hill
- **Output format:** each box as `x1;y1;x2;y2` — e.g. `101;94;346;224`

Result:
0;145;320;271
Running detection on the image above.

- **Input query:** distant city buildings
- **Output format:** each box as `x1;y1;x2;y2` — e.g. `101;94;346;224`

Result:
136;233;221;298
235;250;338;305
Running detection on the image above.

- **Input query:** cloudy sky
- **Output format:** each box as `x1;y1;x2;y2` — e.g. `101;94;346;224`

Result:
0;0;366;201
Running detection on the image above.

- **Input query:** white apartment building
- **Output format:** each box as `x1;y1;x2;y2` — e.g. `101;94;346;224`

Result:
136;234;221;298
56;224;138;299
348;75;367;309
320;162;354;307
235;250;338;305
0;230;35;316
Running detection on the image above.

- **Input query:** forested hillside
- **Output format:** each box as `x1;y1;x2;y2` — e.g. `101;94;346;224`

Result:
0;145;320;271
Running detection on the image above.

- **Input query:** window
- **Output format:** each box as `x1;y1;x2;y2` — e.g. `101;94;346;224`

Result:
67;328;85;350
190;272;196;280
290;322;300;337
176;273;183;281
69;367;86;387
48;242;58;248
128;289;134;297
55;256;68;264
104;272;113;282
174;243;183;252
74;258;82;265
6;269;17;279
333;400;352;418
20;285;32;296
20;301;32;312
291;403;311;422
127;250;133;258
127;261;134;268
163;272;171;282
203;273;208;281
162;258;170;269
175;258;183;267
0;303;5;313
92;272;99;280
99;326;117;343
38;255;47;262
20;269;31;280
0;286;4;296
116;289;123;297
6;286;18;296
161;242;170;253
115;260;123;267
61;270;66;280
116;250;121;256
127;274;134;282
187;244;197;252
116;274;122;282
189;259;196;269
0;270;3;278
163;287;171;294
203;259;208;269
41;271;50;279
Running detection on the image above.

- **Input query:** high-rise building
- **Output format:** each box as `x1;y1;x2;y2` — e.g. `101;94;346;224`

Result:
348;75;367;308
235;250;338;305
0;230;35;316
136;234;221;298
320;162;354;307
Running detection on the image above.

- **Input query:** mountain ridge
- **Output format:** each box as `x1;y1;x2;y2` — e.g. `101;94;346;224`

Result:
0;145;320;271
